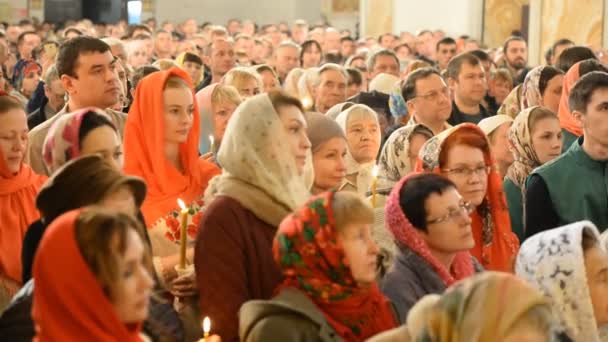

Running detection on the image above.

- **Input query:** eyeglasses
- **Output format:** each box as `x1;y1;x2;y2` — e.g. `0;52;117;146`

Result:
412;87;450;102
427;201;473;225
441;165;491;178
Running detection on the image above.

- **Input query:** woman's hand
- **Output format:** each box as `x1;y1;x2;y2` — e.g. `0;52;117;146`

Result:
170;270;198;298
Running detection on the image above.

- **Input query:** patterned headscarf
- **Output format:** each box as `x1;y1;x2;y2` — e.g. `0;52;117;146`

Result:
405;272;552;342
11;59;41;91
520;65;545;109
388;82;408;119
516;221;604;341
497;84;522;118
275;191;397;341
377;124;433;190
385;173;475;286
415;123;519;272
505;106;546;189
42;108;116;174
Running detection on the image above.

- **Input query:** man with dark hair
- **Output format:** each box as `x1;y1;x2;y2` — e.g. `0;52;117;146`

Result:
446;53;490;125
525;71;608;237
26;36;126;175
435;37;457;71
550;38;575;66
367;49;400;79
503;36;530;85
470;49;500;114
17;31;40;60
226;18;241;36
402;67;452;134
556;46;597;73
153;29;174;59
345;67;363;98
340;36;355;59
272;42;300;84
415;30;435;63
378;33;397;49
129;24;152;38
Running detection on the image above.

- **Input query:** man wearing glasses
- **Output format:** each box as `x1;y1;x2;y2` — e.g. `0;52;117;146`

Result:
402;67;452;135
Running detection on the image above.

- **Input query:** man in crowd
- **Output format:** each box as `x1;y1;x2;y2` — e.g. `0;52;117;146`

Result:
340;36;355;60
415;30;436;64
367;49;400;79
291;20;309;44
312;63;348;114
153;29;175;59
447;52;491;125
402;67;452;134
323;28;341;53
27;65;65;129
17;31;41;60
549;38;575;66
435;37;457;71
378;33;397;49
202;38;236;87
503;36;530;85
234;34;254;58
272;42;300;84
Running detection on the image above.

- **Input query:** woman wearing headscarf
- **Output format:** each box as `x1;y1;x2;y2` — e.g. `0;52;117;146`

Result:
240;191;397;342
0;95;46;309
335;104;381;195
195;91;312;342
516;221;608;341
9;59;42;107
306;112;347;194
175;52;205;91
504;106;562;241
382;173;477;322
195;83;219;155
373;124;433;275
32;208;153;341
369;272;555;342
416;123;519;272
557;59;608;151
123;67;220;289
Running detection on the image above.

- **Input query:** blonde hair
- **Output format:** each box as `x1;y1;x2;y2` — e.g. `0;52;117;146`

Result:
211;84;242;108
222;67;263;92
283;67;305;97
153;59;178;71
333;191;374;232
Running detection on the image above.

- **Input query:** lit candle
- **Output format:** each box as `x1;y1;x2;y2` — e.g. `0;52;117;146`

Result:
209;135;215;153
371;165;379;208
301;96;312;111
177;198;188;269
202;317;211;341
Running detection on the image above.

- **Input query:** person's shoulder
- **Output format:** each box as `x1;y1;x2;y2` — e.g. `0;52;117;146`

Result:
104;108;128;121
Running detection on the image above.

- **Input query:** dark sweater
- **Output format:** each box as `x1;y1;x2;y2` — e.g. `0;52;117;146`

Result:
195;195;283;342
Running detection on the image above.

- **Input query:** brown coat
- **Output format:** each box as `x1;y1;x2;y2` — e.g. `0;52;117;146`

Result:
25;105;127;175
194;195;282;342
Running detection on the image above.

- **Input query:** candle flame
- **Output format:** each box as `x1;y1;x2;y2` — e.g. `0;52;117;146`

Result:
301;97;312;109
177;198;186;210
372;165;379;177
209;135;214;144
203;317;211;333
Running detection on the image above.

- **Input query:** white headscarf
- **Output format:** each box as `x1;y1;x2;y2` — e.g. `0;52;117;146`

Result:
335;104;380;195
204;93;312;226
516;221;605;341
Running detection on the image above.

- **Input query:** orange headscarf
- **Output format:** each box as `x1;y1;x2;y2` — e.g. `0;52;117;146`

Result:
32;209;142;341
557;62;583;137
123;67;220;226
415;123;519;272
0;149;46;285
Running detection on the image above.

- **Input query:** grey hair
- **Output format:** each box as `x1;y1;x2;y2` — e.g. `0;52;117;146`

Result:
312;63;348;88
43;64;60;85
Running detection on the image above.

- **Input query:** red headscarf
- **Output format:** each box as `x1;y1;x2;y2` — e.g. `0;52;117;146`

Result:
0;140;47;285
415;123;519;272
557;62;583;137
32;209;142;341
384;173;475;286
274;192;397;341
123;67;220;226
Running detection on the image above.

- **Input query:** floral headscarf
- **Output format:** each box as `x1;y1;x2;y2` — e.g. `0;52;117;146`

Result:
497;84;522;118
42;108;115;174
377;124;433;190
415;123;519;271
520;65;545;109
275;191;397;341
516;221;603;341
404;272;551;342
388;82;408;120
11;59;41;91
385;173;475;286
505;106;546;189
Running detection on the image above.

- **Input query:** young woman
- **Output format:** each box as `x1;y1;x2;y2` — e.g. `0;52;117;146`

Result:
10;60;42;106
222;67;262;98
42;108;122;174
124;67;220;288
516;221;608;341
370;272;554;342
240;191;397;341
300;40;323;69
416;123;519;272
520;65;564;113
32;207;154;341
0;95;46;309
252;64;279;93
175;52;205;91
306;112;347;194
335;104;381;195
382;173;477;322
504;106;562;241
195;91;312;342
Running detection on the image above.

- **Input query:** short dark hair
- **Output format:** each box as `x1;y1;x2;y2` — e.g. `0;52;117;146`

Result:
17;31;38;45
556;46;597;73
578;58;608;76
79;110;117;146
436;37;456;52
128;24;152;37
446;52;481;80
300;39;322;65
130;65;159;92
552;38;575;54
538;66;563;95
323;52;342;64
341;36;354;43
399;173;457;232
56;36;111;78
503;36;526;54
568;71;608;114
402;67;441;101
345;67;362;86
469;49;491;62
182;51;203;65
367;49;399;72
378;33;395;43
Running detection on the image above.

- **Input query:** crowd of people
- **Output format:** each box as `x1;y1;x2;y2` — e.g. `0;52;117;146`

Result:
0;14;607;341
